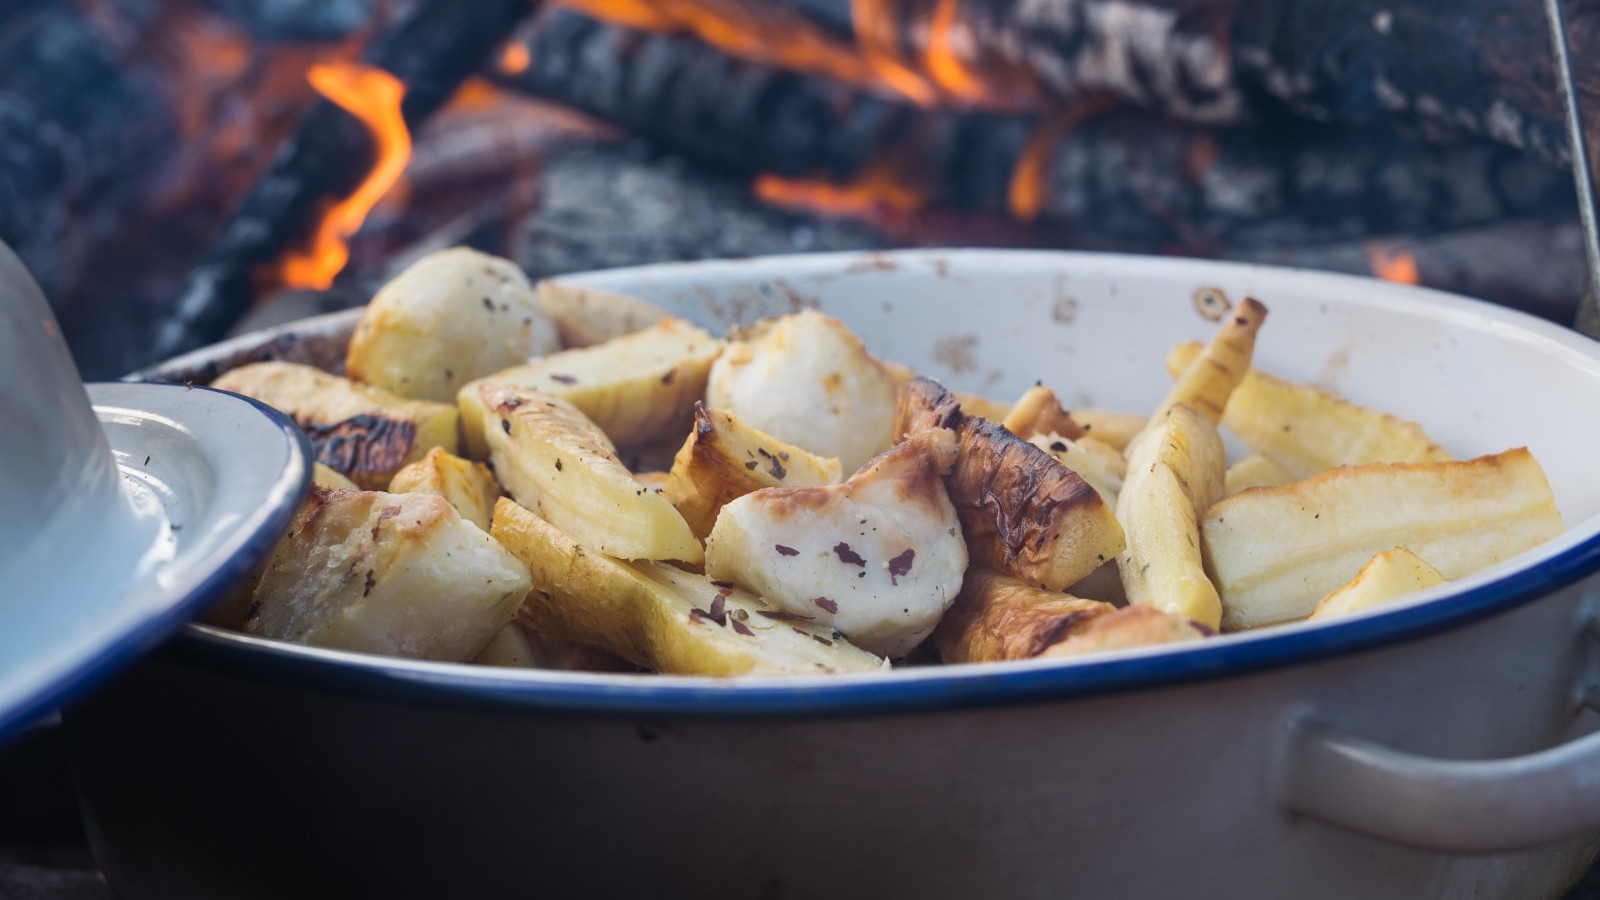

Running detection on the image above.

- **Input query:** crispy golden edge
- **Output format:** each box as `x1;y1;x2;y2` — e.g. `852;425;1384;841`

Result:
932;569;1112;663
1003;385;1087;441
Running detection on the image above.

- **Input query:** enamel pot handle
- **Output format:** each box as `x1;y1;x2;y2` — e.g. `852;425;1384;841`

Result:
1277;716;1600;852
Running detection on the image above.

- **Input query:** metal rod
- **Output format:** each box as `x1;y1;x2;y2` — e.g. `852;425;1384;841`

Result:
1544;0;1600;338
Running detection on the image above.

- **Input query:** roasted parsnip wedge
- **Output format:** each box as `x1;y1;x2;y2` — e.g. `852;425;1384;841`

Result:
666;403;842;539
1039;605;1209;659
1003;385;1086;441
1116;403;1228;629
707;310;897;474
1224;453;1293;496
932;568;1113;664
897;377;1126;592
458;318;723;458
1028;432;1126;505
1068;409;1146;452
212;361;458;490
244;487;531;660
1309;548;1447;621
472;621;633;672
481;383;702;564
1166;340;1452;479
387;446;500;531
535;280;672;348
345;247;560;402
491;499;885;675
703;434;966;659
1203;448;1563;629
1157;297;1267;423
313;463;357;490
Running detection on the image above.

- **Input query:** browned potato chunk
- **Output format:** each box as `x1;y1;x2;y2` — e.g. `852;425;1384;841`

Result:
387;447;500;531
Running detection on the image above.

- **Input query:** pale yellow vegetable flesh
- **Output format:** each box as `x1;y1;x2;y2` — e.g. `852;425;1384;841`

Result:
1166;340;1452;479
1309;548;1448;621
458;318;723;457
480;383;703;564
490;499;885;676
387;446;501;531
1203;448;1563;629
1115;404;1228;629
1156;297;1267;424
665;403;841;539
536;280;672;348
1223;454;1294;497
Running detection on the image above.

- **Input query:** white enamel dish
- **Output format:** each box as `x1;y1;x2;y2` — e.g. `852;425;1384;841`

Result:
74;250;1600;899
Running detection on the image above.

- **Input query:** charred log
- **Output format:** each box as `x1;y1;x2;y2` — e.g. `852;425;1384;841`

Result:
191;0;374;41
515;141;893;280
499;11;1575;250
1231;217;1587;325
0;2;173;300
556;0;1595;167
144;0;538;366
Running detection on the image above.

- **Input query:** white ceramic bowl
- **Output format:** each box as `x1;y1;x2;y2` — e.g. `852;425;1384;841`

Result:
78;250;1600;900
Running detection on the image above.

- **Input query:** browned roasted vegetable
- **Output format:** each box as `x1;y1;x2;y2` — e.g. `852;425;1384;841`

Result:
933;569;1113;663
211;361;458;490
1002;385;1087;441
896;376;1126;592
1039;605;1209;659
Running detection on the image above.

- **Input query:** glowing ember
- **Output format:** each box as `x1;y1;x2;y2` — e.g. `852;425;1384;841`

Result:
279;62;411;290
499;42;532;75
753;163;927;218
1367;246;1421;285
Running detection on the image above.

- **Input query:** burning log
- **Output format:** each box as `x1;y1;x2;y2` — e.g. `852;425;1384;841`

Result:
0;2;174;300
499;11;1576;250
144;0;538;366
551;0;1594;167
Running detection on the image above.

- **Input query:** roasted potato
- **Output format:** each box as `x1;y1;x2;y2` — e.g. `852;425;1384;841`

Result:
536;280;672;348
345;247;560;402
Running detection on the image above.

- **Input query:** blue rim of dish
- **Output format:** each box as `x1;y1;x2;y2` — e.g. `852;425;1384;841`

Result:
145;249;1600;720
0;385;311;743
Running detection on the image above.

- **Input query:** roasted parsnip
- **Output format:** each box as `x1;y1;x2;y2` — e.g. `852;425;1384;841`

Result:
665;402;841;539
1203;448;1563;629
480;383;702;564
491;499;885;676
244;487;531;661
896;377;1126;593
535;280;672;348
1223;454;1294;496
1003;385;1087;441
707;310;897;474
1166;340;1452;479
1308;548;1447;621
703;433;966;659
932;568;1113;664
387;446;500;531
212;361;458;490
1116;403;1228;629
1156;297;1267;424
458;317;723;458
344;247;560;403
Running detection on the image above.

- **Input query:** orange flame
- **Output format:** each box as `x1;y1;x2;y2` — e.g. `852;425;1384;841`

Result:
279;62;411;290
753;161;928;218
923;0;985;102
1367;246;1421;285
499;42;532;75
853;0;937;105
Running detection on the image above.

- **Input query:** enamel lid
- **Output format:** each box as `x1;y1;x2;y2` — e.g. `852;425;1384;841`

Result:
0;243;310;742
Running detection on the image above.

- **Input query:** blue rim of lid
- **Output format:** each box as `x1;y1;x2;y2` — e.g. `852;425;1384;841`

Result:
0;384;311;743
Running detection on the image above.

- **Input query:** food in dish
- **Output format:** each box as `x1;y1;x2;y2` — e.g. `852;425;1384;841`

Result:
211;248;1564;674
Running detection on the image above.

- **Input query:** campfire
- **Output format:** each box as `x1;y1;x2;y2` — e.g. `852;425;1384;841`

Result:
4;0;1593;379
